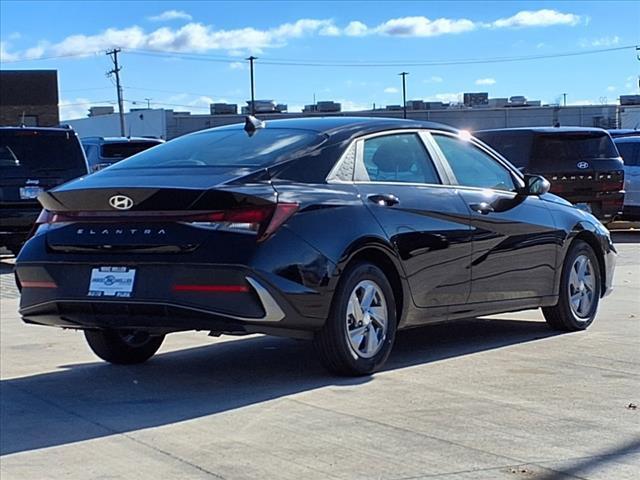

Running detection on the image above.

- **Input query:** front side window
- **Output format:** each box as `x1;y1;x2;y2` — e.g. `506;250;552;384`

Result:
359;133;440;184
433;134;516;192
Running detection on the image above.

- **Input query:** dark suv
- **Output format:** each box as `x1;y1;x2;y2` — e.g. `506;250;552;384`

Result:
0;126;88;255
475;127;624;222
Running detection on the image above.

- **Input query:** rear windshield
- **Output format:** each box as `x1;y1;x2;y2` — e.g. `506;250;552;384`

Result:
101;141;161;159
531;133;619;167
0;130;87;178
475;131;619;170
111;128;324;170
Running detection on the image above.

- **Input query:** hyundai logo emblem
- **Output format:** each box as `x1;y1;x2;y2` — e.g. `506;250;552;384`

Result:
109;195;134;210
576;161;590;170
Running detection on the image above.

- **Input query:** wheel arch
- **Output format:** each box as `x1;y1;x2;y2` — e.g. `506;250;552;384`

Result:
336;239;410;328
568;229;607;298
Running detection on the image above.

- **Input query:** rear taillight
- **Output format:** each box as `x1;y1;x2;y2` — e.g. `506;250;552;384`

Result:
187;203;298;241
33;203;299;242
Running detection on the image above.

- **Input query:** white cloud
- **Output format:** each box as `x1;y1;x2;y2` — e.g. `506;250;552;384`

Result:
580;35;620;47
475;78;496;85
4;10;584;61
384;87;399;94
607;86;616;92
188;96;215;107
8;32;22;40
344;21;368;37
229;61;245;70
568;99;595;106
339;99;372;111
375;16;475;37
0;41;20;61
148;10;193;22
491;9;581;28
429;75;443;83
60;98;110;120
426;92;463;103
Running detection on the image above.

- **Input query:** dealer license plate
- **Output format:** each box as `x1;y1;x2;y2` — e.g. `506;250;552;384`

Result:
88;267;136;297
20;186;44;199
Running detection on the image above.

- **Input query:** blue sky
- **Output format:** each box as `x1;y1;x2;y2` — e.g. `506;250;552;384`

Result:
1;1;638;119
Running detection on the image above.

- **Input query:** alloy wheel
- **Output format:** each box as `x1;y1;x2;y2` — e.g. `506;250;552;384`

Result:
345;280;388;358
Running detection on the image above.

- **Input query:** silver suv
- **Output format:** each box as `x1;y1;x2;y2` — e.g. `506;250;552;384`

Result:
614;136;640;220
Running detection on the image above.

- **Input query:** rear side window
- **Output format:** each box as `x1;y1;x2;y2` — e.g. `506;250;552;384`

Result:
474;132;532;169
616;142;640;166
433;134;516;192
112;128;324;169
531;133;618;167
101;142;161;159
0;130;87;178
359;133;440;184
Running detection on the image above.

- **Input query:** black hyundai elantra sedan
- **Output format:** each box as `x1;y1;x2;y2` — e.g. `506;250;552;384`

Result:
15;117;616;375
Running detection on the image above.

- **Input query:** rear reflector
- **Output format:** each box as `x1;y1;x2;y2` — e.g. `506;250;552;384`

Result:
172;284;250;293
21;281;57;289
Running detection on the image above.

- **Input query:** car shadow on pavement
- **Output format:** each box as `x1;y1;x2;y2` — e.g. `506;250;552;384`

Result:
1;317;560;456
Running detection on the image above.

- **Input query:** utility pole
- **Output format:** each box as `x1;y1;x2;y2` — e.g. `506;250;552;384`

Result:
399;72;409;119
246;55;257;115
145;98;151;109
106;48;125;136
562;93;567;107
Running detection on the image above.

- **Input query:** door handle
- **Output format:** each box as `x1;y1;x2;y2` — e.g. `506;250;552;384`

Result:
368;194;400;206
469;202;495;214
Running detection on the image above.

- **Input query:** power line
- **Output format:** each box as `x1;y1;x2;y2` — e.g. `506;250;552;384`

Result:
0;51;104;64
123;44;637;68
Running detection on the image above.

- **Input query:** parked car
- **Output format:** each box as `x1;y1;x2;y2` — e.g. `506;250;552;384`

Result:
81;136;164;172
475;127;624;222
608;129;640;138
15;117;616;375
614;136;640;220
0;126;88;256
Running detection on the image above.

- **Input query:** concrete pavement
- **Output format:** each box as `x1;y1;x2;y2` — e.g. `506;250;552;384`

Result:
1;233;638;479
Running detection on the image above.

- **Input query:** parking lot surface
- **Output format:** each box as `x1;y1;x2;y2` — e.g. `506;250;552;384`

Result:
1;233;638;480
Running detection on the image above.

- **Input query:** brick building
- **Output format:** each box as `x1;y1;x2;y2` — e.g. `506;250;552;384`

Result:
0;70;59;126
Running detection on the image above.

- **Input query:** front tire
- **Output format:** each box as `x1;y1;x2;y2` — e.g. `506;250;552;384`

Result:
84;329;165;364
314;262;397;376
543;240;601;331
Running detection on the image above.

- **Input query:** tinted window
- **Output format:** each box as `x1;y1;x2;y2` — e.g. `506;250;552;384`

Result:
0;130;87;179
101;142;161;159
531;133;618;167
474;131;533;168
360;133;440;184
616;142;639;166
112;128;324;169
433;134;516;192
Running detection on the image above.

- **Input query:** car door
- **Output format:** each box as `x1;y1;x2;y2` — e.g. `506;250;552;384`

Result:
352;131;472;321
429;132;559;306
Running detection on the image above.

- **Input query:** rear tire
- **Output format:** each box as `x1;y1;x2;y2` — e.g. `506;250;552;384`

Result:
84;329;165;364
314;262;397;376
543;240;601;331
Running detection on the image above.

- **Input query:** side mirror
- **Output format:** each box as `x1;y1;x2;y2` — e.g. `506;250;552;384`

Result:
523;174;550;196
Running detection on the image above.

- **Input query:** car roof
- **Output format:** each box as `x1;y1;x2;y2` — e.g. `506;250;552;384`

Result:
81;136;164;143
476;127;609;135
0;126;75;133
198;116;458;141
614;136;640;144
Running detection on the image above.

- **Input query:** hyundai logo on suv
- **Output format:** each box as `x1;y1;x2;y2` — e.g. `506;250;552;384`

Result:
576;161;590;170
109;195;134;210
